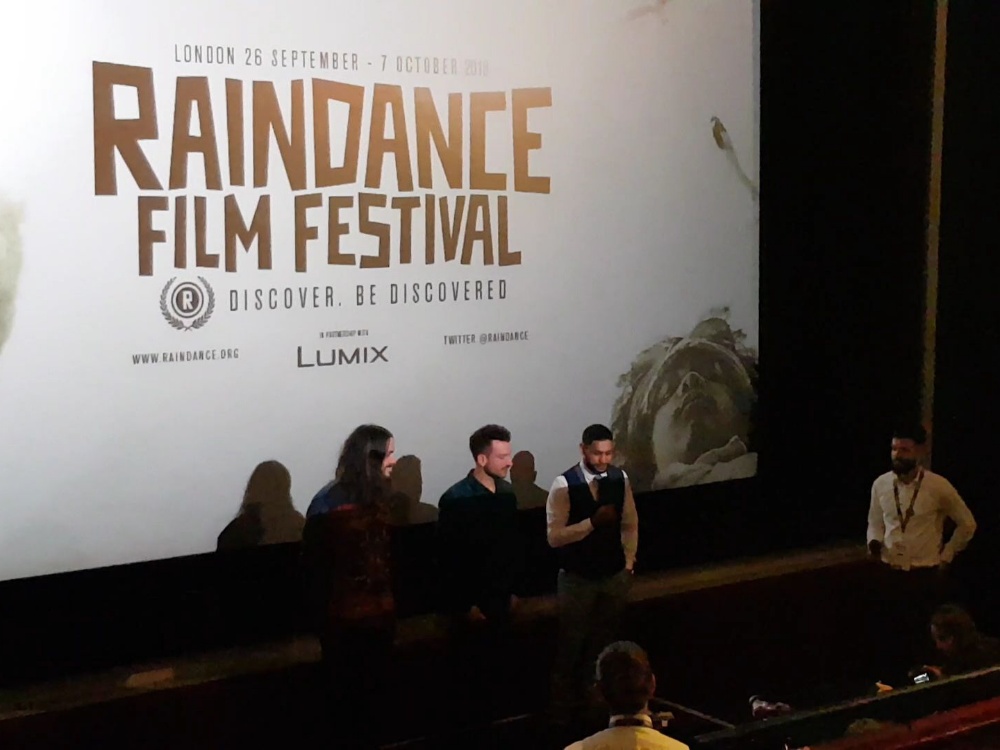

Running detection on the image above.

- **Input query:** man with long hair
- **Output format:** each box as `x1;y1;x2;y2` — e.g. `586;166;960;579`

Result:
302;424;397;748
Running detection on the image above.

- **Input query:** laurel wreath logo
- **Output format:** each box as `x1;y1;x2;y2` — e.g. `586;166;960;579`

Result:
160;277;216;331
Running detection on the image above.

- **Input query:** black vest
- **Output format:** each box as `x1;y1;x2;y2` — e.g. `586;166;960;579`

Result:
558;464;626;579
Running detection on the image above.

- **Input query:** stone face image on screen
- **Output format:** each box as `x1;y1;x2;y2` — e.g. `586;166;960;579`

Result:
0;199;23;357
612;311;758;492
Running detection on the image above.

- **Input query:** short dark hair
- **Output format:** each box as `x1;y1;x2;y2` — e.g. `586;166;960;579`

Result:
596;641;655;714
582;424;614;445
893;423;928;445
469;424;511;458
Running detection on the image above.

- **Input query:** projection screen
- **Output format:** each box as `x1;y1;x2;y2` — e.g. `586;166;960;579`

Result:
0;0;759;581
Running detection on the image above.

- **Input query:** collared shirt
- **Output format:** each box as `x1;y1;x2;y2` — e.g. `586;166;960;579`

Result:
546;461;639;570
564;713;689;750
867;469;976;569
437;471;521;612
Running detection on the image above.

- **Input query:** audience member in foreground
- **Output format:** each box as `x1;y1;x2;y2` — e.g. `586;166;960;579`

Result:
566;641;688;750
302;424;398;749
916;604;1000;681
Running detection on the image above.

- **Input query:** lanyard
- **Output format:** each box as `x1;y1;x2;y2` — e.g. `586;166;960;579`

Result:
892;470;924;534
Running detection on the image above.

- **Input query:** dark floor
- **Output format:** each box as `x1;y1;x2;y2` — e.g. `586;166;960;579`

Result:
2;546;998;749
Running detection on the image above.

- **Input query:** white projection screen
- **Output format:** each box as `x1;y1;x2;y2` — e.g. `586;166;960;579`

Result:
0;0;759;581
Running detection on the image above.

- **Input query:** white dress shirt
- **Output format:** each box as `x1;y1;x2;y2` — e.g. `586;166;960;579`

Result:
867;469;976;570
564;714;689;750
546;461;638;571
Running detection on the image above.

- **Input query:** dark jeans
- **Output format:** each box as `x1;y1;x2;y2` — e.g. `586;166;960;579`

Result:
551;568;632;724
444;599;514;725
318;621;396;749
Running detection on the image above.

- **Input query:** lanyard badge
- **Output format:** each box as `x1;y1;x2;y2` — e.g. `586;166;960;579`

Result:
892;470;924;534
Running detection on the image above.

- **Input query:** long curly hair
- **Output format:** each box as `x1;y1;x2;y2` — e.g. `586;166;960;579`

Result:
335;424;393;510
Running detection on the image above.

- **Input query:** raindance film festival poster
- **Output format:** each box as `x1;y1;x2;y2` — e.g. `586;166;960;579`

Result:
0;0;758;580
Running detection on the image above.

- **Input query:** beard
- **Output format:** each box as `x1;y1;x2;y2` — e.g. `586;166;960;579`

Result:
892;458;917;476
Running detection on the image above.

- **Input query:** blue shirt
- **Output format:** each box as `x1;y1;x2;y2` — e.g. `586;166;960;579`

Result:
306;480;353;518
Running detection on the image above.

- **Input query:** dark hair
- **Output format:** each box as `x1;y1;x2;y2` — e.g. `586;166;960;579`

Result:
335;424;393;505
469;424;511;458
596;641;655;714
582;424;614;445
893;423;928;445
931;604;979;648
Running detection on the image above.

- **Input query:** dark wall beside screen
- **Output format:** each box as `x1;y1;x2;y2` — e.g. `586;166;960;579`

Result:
933;0;1000;546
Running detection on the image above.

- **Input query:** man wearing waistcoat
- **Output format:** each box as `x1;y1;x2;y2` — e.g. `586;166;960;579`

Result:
547;424;639;729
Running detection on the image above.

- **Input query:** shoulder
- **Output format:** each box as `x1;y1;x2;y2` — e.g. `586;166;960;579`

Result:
636;728;689;749
610;465;629;482
306;482;335;517
871;472;894;492
439;477;471;508
496;478;517;497
981;636;1000;658
561;464;587;486
550;474;570;492
924;470;960;494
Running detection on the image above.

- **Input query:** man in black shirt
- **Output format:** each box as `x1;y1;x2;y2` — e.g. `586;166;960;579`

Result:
437;424;523;725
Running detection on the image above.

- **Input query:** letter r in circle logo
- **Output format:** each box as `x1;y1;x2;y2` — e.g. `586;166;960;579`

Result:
160;277;216;331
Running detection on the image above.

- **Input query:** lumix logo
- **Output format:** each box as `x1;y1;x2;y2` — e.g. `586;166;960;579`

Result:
297;345;388;368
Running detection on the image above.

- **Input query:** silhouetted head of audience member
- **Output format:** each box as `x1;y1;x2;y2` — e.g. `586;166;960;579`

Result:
931;605;979;657
510;450;536;484
612;312;757;489
390;454;422;503
469;424;513;481
595;641;657;716
581;424;615;475
241;460;293;515
891;423;928;477
336;424;396;504
219;459;303;550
